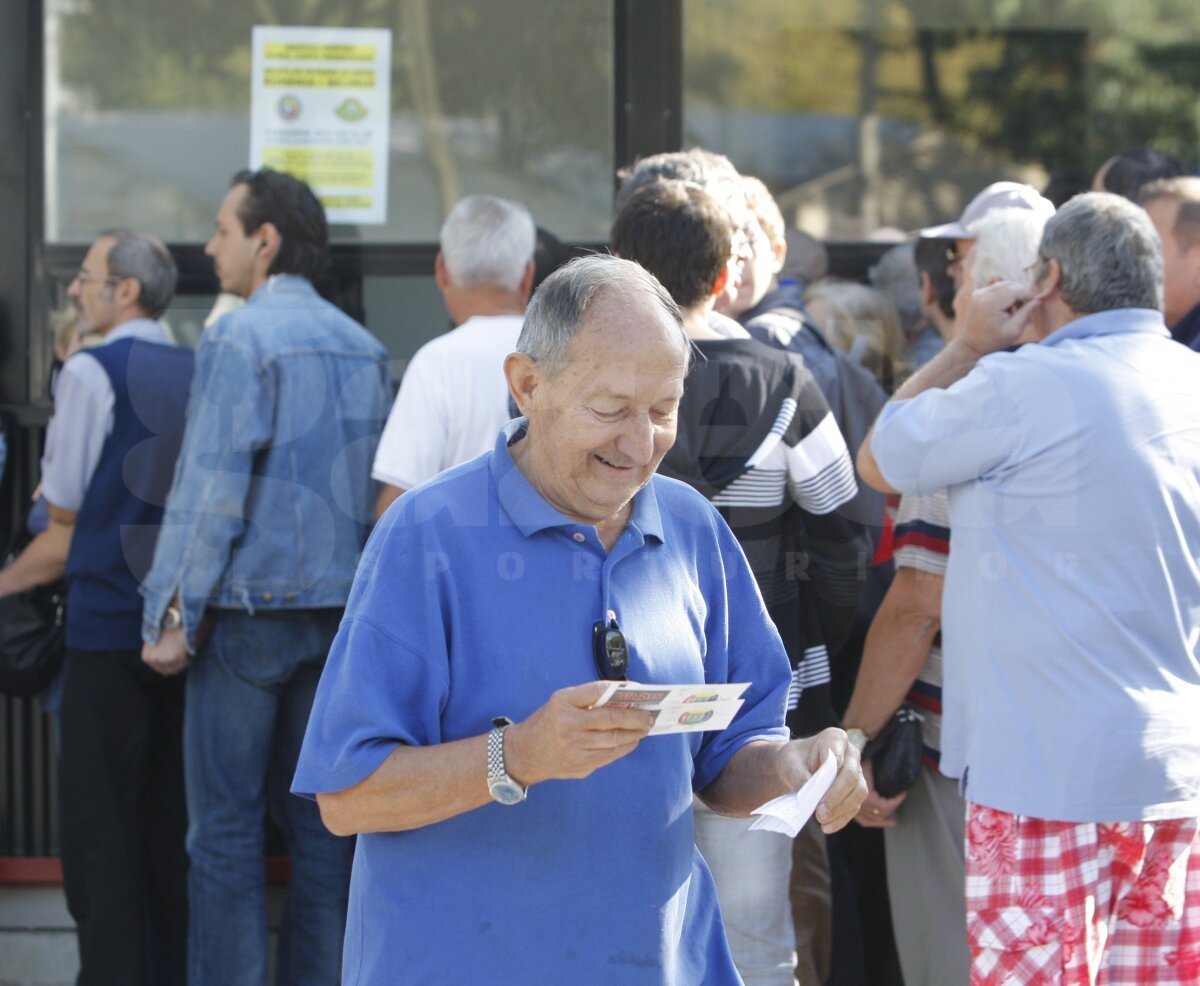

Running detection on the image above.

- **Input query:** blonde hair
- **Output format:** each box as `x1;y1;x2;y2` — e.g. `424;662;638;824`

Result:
805;281;909;391
741;175;786;254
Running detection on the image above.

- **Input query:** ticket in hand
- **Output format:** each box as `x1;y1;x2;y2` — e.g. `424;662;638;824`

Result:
592;682;750;735
749;751;838;837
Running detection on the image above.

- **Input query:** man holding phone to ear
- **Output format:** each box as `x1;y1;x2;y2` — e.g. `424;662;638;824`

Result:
141;169;391;986
859;193;1200;985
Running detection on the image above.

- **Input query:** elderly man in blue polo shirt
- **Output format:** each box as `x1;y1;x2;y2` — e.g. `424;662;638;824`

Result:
293;255;867;985
859;193;1200;985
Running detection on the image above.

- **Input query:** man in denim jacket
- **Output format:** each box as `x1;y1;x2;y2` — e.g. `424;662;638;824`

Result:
141;169;391;986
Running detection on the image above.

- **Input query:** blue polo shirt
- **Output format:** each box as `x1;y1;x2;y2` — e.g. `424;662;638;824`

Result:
871;309;1200;823
293;422;791;985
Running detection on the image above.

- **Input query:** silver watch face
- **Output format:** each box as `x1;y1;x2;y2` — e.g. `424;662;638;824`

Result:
488;778;526;806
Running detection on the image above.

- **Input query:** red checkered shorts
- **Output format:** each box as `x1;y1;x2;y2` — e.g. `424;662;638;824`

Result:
964;802;1200;985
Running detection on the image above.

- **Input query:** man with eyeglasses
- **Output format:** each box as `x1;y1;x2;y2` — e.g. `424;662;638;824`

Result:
293;254;867;985
0;229;193;984
860;193;1200;984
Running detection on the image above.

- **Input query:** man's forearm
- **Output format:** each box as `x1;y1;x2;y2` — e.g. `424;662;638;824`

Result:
842;569;942;737
0;519;73;597
315;681;656;836
373;483;405;521
697;739;794;818
316;734;494;836
700;731;867;834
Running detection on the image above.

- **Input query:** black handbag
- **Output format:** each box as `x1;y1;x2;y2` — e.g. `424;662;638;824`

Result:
0;577;67;697
862;704;925;798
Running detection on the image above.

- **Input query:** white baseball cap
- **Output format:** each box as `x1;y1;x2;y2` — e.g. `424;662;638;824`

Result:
919;181;1056;239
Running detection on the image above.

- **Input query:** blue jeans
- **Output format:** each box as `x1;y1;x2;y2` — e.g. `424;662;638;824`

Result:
185;609;353;986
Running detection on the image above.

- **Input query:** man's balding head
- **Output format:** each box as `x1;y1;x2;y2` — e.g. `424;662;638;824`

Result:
504;255;688;536
514;254;686;379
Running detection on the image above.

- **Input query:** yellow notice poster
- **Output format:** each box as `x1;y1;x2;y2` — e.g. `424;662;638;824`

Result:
250;26;391;224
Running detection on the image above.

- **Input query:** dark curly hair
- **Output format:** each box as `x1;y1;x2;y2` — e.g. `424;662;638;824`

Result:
230;168;329;281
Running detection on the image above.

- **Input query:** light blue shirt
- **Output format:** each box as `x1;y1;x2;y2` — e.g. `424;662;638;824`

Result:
872;309;1200;823
293;421;791;985
41;318;167;511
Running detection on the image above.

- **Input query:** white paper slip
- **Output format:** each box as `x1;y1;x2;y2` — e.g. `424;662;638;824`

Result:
645;699;744;736
749;751;838;837
593;681;750;711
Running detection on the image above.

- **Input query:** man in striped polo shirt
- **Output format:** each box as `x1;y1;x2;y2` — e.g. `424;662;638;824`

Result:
612;179;866;986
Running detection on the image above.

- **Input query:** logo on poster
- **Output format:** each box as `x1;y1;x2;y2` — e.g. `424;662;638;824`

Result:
277;95;302;121
335;98;369;122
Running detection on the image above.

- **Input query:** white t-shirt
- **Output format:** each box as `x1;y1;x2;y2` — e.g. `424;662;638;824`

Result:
372;313;524;491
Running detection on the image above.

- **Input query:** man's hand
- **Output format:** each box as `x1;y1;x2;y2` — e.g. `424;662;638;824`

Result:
142;627;189;676
958;280;1040;357
853;759;907;829
780;727;869;834
505;681;654;786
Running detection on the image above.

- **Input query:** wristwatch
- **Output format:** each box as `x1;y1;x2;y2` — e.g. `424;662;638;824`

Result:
845;727;868;754
162;605;183;631
486;716;527;806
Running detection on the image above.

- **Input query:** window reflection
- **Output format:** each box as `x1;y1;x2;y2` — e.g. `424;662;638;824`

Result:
684;0;1200;238
45;0;613;244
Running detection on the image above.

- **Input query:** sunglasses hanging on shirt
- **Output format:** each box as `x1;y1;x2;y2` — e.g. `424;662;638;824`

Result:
591;611;629;681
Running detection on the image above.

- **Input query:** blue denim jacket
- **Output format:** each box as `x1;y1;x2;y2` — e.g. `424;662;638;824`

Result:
142;275;392;648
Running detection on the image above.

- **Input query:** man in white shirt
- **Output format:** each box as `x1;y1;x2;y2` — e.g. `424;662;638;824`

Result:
373;195;536;517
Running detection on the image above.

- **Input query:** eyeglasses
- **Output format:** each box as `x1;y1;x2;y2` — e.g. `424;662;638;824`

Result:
1024;255;1050;280
592;611;629;681
74;270;122;285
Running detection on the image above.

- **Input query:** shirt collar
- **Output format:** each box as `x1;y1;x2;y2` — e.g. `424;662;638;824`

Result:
101;317;167;346
1041;307;1168;347
489;418;665;544
248;274;315;303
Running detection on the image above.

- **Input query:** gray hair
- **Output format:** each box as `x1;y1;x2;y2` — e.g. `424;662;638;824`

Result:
440;195;536;292
1039;192;1162;314
516;254;687;378
615;148;742;216
868;243;924;336
100;228;177;318
967;207;1049;290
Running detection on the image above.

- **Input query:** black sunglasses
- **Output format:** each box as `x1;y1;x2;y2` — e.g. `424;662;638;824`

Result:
592;613;629;681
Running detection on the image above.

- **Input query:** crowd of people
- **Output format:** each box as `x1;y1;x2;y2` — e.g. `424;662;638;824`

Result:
0;140;1197;986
